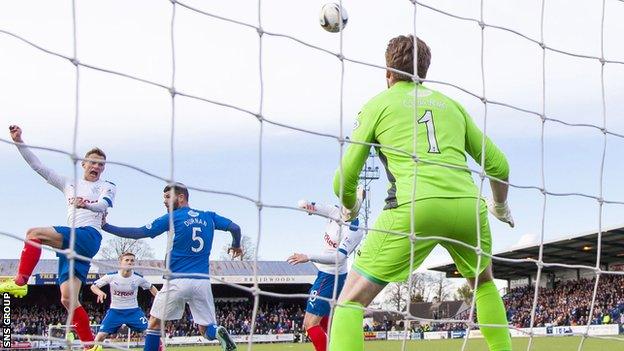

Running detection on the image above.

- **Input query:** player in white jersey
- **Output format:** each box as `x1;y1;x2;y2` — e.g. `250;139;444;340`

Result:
90;252;158;349
287;191;365;351
1;125;116;348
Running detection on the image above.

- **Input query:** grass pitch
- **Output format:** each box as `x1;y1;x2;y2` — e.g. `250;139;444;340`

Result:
170;336;623;351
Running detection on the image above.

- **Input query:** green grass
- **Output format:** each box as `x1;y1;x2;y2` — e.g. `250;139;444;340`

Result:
169;336;623;351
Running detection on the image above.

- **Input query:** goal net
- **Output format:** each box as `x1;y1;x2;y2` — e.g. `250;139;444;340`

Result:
1;1;623;351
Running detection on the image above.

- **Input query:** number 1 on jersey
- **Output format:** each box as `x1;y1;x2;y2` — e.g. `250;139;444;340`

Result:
418;110;440;153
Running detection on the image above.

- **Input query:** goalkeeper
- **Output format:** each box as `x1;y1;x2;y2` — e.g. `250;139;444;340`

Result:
329;35;514;351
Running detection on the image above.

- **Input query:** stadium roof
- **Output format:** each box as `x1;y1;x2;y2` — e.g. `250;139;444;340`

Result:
428;225;624;281
0;259;318;285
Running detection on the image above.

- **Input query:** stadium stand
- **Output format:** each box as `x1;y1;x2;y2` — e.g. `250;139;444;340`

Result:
428;226;624;336
6;224;624;346
2;259;314;341
430;226;624;284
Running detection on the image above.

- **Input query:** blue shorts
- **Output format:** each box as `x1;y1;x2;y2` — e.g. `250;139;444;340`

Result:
53;226;102;284
99;307;148;334
306;271;347;317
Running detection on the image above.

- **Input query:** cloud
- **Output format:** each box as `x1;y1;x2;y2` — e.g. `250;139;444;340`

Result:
509;232;538;250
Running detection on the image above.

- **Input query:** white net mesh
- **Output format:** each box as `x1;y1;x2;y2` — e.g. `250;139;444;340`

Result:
2;1;624;350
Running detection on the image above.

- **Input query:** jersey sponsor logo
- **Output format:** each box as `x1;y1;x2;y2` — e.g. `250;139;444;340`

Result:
68;197;97;206
113;290;135;297
324;233;338;248
146;222;153;229
188;210;199;218
403;98;447;109
407;88;433;97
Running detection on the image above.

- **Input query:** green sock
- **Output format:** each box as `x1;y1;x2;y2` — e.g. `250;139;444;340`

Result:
329;301;364;351
476;281;512;351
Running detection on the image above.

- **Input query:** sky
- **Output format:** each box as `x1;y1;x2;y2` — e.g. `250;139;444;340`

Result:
1;0;624;287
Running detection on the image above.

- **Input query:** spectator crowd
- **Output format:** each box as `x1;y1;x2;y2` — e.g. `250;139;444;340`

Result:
10;275;624;340
11;297;305;339
504;275;624;328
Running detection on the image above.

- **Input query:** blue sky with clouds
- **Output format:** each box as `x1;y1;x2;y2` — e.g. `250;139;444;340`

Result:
1;0;624;278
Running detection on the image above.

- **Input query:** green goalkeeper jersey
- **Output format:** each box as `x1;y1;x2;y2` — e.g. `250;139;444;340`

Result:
334;81;509;210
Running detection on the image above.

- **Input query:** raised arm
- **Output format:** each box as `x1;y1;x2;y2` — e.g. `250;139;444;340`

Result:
288;219;364;266
297;200;340;219
9;125;67;191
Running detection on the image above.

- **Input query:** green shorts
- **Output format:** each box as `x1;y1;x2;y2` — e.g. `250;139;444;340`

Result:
353;197;491;284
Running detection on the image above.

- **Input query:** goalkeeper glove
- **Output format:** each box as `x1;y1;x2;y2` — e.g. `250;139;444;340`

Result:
341;186;365;222
487;200;515;228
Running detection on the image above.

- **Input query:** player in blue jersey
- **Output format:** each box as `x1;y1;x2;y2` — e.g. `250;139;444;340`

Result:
101;183;242;351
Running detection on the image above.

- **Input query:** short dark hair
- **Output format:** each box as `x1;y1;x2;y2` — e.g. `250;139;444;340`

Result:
385;35;431;82
164;182;189;200
85;147;106;160
119;252;135;260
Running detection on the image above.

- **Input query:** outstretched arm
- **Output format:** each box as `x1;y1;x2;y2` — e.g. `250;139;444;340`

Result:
287;250;347;265
102;213;170;239
297;200;340;219
101;224;152;239
9;125;67;191
288;219;364;266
